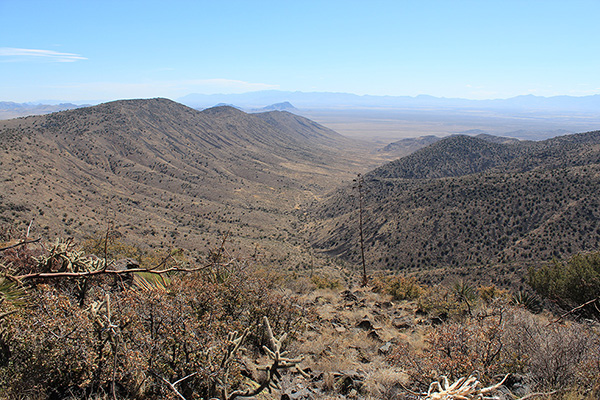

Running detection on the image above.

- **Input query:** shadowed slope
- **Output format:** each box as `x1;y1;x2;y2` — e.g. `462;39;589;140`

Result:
308;131;600;285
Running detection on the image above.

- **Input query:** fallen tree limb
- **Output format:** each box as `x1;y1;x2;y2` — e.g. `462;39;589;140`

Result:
548;297;599;326
0;238;41;252
13;263;221;282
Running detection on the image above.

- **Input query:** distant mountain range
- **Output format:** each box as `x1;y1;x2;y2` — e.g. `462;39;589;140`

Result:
4;91;600;121
0;101;84;119
3;96;600;288
4;93;599;143
178;91;600;142
177;90;600;113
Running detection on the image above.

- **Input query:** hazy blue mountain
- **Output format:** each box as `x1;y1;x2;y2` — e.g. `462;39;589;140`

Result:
0;101;85;119
177;90;600;112
256;101;297;112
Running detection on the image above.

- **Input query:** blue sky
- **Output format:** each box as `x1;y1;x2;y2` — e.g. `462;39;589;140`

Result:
1;0;599;103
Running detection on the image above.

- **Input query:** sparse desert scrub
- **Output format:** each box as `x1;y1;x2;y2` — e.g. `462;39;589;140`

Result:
478;284;509;303
0;236;307;399
310;273;344;290
284;274;317;293
3;226;600;399
501;308;600;391
415;284;470;319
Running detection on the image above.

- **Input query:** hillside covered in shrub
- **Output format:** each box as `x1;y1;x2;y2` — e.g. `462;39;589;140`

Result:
309;131;600;284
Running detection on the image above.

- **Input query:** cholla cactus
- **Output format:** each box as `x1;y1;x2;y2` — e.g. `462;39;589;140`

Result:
424;374;508;400
35;238;106;273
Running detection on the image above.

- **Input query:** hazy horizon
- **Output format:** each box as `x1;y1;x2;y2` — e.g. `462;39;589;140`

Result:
3;89;600;108
3;89;600;142
2;1;600;103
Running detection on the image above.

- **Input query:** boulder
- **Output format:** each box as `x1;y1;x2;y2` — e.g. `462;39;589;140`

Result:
378;341;393;355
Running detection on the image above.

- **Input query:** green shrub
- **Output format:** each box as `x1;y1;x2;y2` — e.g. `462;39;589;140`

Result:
529;252;600;318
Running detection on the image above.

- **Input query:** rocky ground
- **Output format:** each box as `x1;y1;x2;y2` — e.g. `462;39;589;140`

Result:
242;286;429;400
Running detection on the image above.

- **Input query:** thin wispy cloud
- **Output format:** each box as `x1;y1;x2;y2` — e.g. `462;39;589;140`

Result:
0;47;87;62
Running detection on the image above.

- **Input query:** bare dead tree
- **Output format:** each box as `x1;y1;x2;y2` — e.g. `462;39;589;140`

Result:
8;237;229;283
13;259;221;282
353;173;368;286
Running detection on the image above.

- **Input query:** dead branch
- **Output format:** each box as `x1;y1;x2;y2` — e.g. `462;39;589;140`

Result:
147;252;175;272
103;222;113;267
398;382;422;397
419;374;560;400
13;263;219;282
548;297;599;326
422;374;508;400
0;238;41;252
158;376;189;400
155;372;198;400
26;220;34;239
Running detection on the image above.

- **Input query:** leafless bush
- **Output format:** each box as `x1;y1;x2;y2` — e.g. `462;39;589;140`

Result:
389;303;600;396
502;308;600;390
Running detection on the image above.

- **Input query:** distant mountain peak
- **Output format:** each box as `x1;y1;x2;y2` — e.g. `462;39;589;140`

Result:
200;104;247;117
260;102;297;111
210;103;243;110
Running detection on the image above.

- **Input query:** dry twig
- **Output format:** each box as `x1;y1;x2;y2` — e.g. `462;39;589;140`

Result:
157;373;198;400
